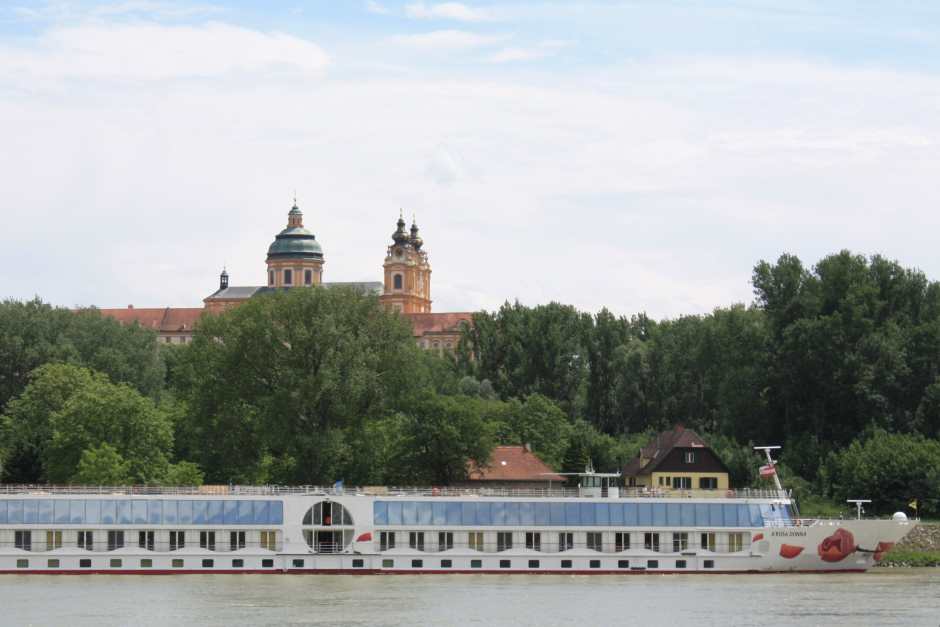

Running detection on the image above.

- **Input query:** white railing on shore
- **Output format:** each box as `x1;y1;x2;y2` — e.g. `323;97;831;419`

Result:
0;484;791;500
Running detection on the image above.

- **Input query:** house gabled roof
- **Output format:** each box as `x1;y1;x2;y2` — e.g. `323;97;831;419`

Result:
622;426;726;476
467;446;565;482
95;307;204;333
403;312;473;338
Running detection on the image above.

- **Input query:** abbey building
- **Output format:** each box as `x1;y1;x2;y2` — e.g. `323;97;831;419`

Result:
98;202;471;351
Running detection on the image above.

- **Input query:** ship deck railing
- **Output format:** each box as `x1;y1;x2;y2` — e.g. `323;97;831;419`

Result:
0;485;792;500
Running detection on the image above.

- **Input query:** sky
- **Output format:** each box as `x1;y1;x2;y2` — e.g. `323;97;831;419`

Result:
1;1;939;318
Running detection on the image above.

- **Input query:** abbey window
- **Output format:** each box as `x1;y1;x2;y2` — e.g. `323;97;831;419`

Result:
284;269;292;286
304;269;312;285
393;274;403;290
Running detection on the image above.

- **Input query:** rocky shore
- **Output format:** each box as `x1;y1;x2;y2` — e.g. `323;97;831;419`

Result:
877;521;940;567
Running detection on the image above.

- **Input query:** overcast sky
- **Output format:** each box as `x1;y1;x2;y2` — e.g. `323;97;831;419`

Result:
2;1;939;318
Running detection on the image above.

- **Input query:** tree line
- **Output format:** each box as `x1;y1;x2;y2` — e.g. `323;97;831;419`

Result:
1;249;939;515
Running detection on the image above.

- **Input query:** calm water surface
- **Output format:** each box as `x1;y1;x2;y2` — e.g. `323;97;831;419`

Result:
1;570;937;627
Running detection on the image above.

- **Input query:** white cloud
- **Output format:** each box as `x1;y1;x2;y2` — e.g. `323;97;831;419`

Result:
405;2;493;22
487;40;569;63
0;21;329;81
388;29;504;49
365;1;390;15
13;0;222;21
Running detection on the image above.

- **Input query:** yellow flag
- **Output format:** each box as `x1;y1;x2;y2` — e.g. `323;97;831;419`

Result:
909;499;918;510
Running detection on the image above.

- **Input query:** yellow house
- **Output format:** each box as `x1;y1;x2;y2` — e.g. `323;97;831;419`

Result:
622;426;730;492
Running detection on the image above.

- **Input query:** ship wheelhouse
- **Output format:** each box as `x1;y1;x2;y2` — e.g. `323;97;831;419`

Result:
302;501;354;553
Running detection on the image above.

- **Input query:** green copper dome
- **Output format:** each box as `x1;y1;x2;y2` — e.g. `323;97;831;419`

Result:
267;203;324;259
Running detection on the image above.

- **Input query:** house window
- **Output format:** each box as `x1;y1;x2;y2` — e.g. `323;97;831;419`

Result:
200;531;216;551
438;532;453;551
699;477;719;489
701;533;716;551
107;531;124;551
230;531;246;551
672;477;692;489
558;532;573;552
393;274;403;290
169;531;185;551
409;532;425;551
673;533;689;552
468;532;484;552
497;532;513;552
284;269;292;286
380;531;395;551
139;531;154;551
586;532;602;552
525;532;541;551
615;532;630;552
14;530;31;551
684;451;696;463
260;531;277;551
644;532;660;552
77;531;93;551
728;533;746;553
304;269;312;285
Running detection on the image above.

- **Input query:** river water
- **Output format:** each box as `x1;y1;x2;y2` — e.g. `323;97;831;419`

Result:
1;570;937;626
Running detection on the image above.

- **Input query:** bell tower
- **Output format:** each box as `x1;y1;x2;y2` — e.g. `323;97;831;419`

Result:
379;212;431;313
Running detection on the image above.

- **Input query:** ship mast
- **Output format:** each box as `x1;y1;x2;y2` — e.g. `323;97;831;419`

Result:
753;445;784;492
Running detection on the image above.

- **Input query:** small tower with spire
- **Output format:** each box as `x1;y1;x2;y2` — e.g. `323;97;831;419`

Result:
379;211;432;314
219;267;229;290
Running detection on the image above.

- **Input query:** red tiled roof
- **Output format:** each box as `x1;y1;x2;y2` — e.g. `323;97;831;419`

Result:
403;312;473;337
467;446;566;482
96;307;204;333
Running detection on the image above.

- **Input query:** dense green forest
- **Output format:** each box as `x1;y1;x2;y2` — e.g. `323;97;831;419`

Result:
1;250;939;516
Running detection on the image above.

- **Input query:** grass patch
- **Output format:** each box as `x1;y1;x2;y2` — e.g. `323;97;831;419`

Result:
879;548;940;567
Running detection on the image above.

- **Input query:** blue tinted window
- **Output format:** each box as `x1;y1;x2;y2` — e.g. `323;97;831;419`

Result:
651;503;667;526
637;503;652;526
251;501;267;525
446;502;461;525
0;500;6;524
561;502;577;525
23;500;38;524
148;500;163;524
237;500;252;524
8;500;23;524
519;502;534;525
85;500;101;525
432;502;446;526
193;500;208;524
579;502;594;525
695;503;709;526
163;500;178;525
38;499;53;524
388;501;403;525
609;503;624;525
505;502;520;526
207;500;223;524
417;502;432;526
749;504;763;527
708;504;723;527
594;503;609;526
780;505;793;525
223;500;237;524
402;501;417;525
680;504;695;527
100;500;116;524
623;503;638;526
270;501;284;525
723;504;738;527
132;501;147;524
179;500;193;524
117;500;131;524
491;502;506;525
373;501;388;525
666;503;681;526
70;500;84;524
55;500;69;524
535;502;551;525
550;502;565;525
460;502;475;526
475;502;492;525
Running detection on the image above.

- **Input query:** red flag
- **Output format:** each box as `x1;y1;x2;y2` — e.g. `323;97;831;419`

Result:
759;464;776;478
356;532;373;542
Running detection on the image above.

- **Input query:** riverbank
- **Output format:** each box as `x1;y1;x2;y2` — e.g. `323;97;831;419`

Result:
878;521;940;567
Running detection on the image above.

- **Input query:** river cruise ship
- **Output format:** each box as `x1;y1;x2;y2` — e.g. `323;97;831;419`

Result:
0;474;914;574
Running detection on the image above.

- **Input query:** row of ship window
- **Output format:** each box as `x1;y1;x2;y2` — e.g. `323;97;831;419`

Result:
373;501;788;527
377;530;749;553
4;529;279;552
383;558;716;570
0;500;284;526
10;558;281;569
